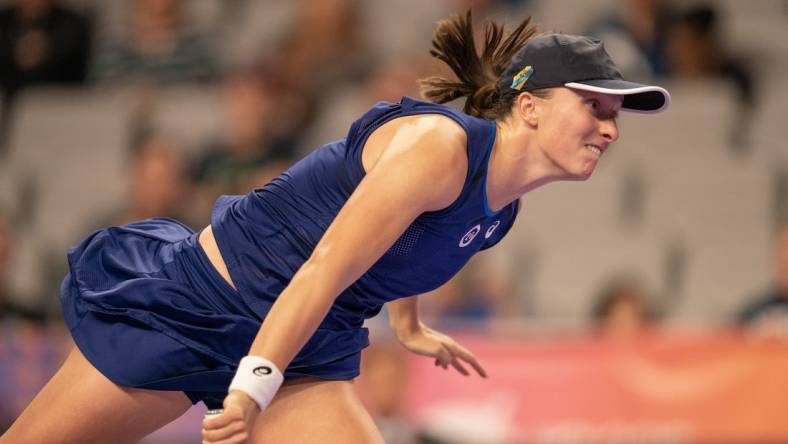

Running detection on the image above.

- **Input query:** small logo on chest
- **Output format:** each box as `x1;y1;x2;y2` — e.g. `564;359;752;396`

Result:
485;220;500;239
459;224;481;247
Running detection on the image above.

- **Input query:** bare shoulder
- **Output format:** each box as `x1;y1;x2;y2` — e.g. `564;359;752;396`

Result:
406;113;467;141
394;113;467;158
364;113;468;173
361;113;469;212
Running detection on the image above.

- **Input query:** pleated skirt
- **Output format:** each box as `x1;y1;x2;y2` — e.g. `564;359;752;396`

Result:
61;218;368;407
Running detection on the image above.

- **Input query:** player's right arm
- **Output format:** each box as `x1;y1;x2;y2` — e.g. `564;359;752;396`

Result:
203;114;471;443
245;114;470;375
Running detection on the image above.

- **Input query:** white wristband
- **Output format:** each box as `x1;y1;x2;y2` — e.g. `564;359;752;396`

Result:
228;356;284;411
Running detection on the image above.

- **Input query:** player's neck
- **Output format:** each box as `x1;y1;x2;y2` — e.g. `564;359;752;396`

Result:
486;121;563;211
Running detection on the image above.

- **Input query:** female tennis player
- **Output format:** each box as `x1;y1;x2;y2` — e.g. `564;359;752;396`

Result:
1;11;669;444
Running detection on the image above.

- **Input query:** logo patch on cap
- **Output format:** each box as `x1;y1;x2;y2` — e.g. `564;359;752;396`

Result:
511;65;533;91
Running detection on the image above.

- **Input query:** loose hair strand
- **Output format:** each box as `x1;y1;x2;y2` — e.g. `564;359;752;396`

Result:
419;10;539;119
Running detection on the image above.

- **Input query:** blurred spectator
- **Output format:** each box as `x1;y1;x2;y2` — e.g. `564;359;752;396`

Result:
665;4;757;150
586;1;757;110
261;0;372;145
415;277;464;328
423;254;518;329
588;1;757;150
92;0;218;84
666;5;754;98
0;0;91;95
190;66;297;223
0;0;92;151
364;57;428;105
592;275;654;338
270;0;369;94
585;0;672;78
738;220;788;337
96;132;192;228
298;54;431;155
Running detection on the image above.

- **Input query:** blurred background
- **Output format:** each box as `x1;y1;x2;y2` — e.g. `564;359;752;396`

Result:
0;0;786;442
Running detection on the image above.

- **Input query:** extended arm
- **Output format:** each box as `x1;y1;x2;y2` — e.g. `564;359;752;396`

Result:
247;115;467;374
203;114;469;442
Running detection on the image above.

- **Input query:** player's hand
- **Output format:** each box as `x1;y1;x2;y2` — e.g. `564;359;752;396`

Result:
396;322;487;377
201;390;259;444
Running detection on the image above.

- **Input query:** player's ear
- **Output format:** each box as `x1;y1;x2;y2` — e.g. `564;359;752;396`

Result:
514;92;539;127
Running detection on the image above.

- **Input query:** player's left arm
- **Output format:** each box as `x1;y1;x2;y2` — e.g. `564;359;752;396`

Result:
387;295;487;377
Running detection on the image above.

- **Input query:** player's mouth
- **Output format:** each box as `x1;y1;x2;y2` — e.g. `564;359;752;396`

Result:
585;144;604;157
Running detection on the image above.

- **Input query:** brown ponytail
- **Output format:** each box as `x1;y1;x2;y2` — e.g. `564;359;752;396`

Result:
419;10;539;120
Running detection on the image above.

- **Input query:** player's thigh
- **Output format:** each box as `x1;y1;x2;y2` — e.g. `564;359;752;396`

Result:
252;378;385;444
0;346;192;444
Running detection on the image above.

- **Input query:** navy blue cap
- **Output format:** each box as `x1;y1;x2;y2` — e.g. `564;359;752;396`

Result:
499;34;670;113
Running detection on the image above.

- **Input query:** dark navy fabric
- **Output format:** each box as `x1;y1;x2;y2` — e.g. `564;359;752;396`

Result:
212;96;520;328
61;218;365;407
60;96;521;407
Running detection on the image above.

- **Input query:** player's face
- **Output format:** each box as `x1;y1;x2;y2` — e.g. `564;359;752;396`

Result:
534;88;622;180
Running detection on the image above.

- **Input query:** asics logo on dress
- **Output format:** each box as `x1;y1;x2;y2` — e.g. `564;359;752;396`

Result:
459;225;481;247
485;220;500;239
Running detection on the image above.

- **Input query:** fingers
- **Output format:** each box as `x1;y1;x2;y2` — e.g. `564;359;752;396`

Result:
448;356;470;376
433;341;488;378
202;424;249;444
446;342;488;378
202;420;246;441
202;408;250;444
203;410;237;430
433;345;450;370
201;430;249;444
433;344;469;376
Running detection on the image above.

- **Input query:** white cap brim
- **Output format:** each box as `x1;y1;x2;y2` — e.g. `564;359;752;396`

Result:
565;80;671;114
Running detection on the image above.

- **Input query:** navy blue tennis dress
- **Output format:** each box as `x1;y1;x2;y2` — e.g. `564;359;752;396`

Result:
61;97;520;408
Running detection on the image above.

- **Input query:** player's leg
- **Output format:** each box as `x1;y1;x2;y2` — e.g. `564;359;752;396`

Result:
252;378;385;443
0;346;192;444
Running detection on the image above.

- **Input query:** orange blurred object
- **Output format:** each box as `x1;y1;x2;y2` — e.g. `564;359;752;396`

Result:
404;330;788;444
